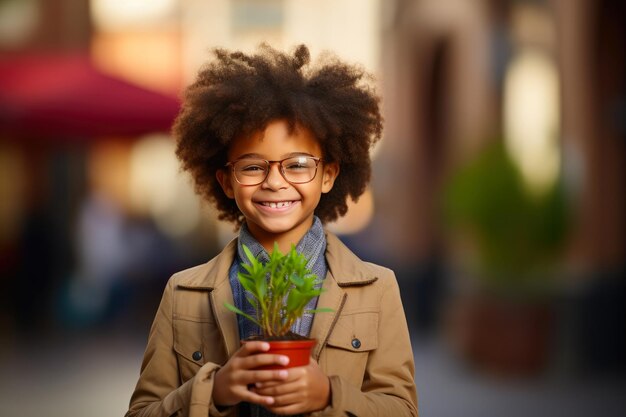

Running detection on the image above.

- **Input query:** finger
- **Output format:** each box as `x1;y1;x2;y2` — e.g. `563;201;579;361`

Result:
255;366;303;388
240;368;289;385
260;366;307;382
236;389;276;407
253;380;282;390
242;352;289;369
238;341;270;356
255;380;301;397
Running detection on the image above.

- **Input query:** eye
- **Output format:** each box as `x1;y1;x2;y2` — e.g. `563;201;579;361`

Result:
235;159;267;174
240;164;265;172
284;157;312;171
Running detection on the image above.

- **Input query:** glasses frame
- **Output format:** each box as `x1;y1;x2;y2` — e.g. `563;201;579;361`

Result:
225;156;323;186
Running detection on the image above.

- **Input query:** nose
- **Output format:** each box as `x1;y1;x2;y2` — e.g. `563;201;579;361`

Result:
262;162;288;190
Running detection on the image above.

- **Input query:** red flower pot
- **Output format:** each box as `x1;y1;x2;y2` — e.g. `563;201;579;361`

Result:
244;338;316;369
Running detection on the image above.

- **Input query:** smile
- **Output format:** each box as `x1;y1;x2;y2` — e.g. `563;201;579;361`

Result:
259;200;295;209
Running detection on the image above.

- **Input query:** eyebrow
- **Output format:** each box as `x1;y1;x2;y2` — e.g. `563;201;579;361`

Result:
234;152;316;160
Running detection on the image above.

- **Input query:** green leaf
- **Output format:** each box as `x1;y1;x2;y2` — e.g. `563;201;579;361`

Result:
272;241;283;257
242;244;256;264
286;291;303;312
237;273;259;297
289;272;304;287
257;274;267;299
224;302;261;326
241;262;254;274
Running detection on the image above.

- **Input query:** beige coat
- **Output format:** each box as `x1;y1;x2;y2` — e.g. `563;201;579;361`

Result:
126;232;418;417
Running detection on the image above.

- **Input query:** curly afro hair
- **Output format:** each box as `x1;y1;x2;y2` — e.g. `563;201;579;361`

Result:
173;44;383;226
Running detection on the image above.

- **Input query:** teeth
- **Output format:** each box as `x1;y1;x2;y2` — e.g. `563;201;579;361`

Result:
262;201;292;208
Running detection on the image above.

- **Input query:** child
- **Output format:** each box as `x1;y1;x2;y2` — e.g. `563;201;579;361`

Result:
126;44;418;417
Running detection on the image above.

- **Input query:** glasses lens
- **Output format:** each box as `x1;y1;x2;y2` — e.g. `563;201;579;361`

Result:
232;158;268;185
281;156;318;184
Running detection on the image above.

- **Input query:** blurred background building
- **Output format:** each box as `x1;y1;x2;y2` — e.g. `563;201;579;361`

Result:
0;0;624;416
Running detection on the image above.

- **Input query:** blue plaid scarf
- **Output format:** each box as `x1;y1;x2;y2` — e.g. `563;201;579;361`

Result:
228;217;327;417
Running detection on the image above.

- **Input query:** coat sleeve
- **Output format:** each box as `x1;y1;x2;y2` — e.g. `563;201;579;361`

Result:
312;270;418;417
125;279;233;417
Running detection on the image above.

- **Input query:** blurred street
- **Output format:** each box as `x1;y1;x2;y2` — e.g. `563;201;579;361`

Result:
0;332;144;417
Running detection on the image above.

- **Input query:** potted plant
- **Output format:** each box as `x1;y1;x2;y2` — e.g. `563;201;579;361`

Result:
441;141;571;376
225;243;332;369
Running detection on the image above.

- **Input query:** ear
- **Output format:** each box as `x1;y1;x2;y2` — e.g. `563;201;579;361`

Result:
216;169;235;199
320;162;340;194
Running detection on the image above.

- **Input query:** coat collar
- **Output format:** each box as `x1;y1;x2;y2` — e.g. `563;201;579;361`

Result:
176;238;238;290
324;233;379;287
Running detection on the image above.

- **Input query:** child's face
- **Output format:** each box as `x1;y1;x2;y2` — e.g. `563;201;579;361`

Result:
217;119;339;250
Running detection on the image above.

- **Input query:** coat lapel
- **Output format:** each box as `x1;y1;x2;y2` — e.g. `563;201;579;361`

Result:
208;239;240;357
211;283;240;358
177;238;240;358
309;269;346;360
309;233;378;359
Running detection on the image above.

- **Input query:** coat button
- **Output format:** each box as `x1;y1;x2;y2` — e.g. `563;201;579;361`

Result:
192;351;203;361
351;338;361;349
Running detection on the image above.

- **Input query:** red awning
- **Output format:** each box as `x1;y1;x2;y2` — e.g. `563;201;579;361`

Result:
0;54;181;140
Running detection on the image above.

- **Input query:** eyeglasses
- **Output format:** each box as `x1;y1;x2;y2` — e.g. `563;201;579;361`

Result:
225;156;323;186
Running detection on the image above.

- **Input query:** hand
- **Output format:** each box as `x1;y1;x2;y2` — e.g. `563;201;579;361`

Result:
212;341;290;407
253;358;330;415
